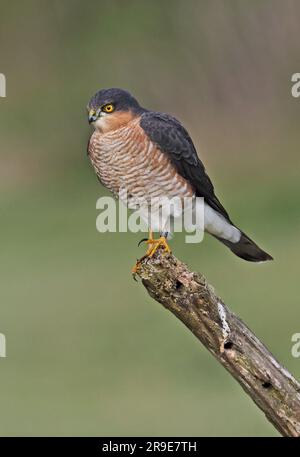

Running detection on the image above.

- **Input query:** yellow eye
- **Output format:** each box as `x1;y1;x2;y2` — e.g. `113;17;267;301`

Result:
102;103;114;113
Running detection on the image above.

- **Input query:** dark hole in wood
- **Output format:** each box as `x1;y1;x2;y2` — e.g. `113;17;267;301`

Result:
224;341;233;350
262;381;272;389
175;280;182;290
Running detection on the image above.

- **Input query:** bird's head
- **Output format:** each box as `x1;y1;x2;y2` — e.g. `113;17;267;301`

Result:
87;88;143;132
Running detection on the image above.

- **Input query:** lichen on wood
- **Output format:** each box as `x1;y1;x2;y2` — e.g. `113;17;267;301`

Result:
135;250;300;437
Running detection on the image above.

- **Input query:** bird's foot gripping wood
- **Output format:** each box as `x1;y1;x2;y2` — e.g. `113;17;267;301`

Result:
145;236;171;258
132;235;171;278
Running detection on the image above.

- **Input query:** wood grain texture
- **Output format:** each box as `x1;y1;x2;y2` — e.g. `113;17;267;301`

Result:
136;250;300;437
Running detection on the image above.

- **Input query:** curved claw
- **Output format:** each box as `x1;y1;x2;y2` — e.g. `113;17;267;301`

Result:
132;272;138;282
132;258;143;281
132;233;171;278
138;238;148;248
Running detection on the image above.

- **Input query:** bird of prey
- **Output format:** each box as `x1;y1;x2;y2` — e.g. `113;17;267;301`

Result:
87;88;272;268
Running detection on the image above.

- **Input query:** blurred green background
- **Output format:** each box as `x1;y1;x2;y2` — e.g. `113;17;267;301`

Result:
0;0;300;437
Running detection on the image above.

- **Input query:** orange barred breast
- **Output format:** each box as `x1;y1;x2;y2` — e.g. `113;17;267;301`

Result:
88;117;195;202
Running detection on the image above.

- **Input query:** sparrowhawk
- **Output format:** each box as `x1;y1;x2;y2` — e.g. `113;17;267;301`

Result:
87;88;272;267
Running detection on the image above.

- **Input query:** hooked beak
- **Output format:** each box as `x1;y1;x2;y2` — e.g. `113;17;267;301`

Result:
88;109;98;124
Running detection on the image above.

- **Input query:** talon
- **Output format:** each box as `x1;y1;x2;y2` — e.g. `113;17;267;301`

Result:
148;236;171;257
131;231;171;275
131;259;141;280
132;272;138;282
132;255;148;277
138;238;148;247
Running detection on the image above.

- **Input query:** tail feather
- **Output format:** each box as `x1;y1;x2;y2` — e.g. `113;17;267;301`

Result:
213;231;273;262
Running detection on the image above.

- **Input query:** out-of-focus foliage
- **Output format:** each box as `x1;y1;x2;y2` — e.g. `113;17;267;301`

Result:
0;0;299;436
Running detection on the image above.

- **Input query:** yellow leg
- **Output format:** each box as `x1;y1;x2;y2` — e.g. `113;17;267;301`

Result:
145;235;171;257
132;231;171;276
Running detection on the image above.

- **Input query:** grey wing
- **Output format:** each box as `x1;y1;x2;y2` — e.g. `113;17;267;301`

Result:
140;111;232;222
